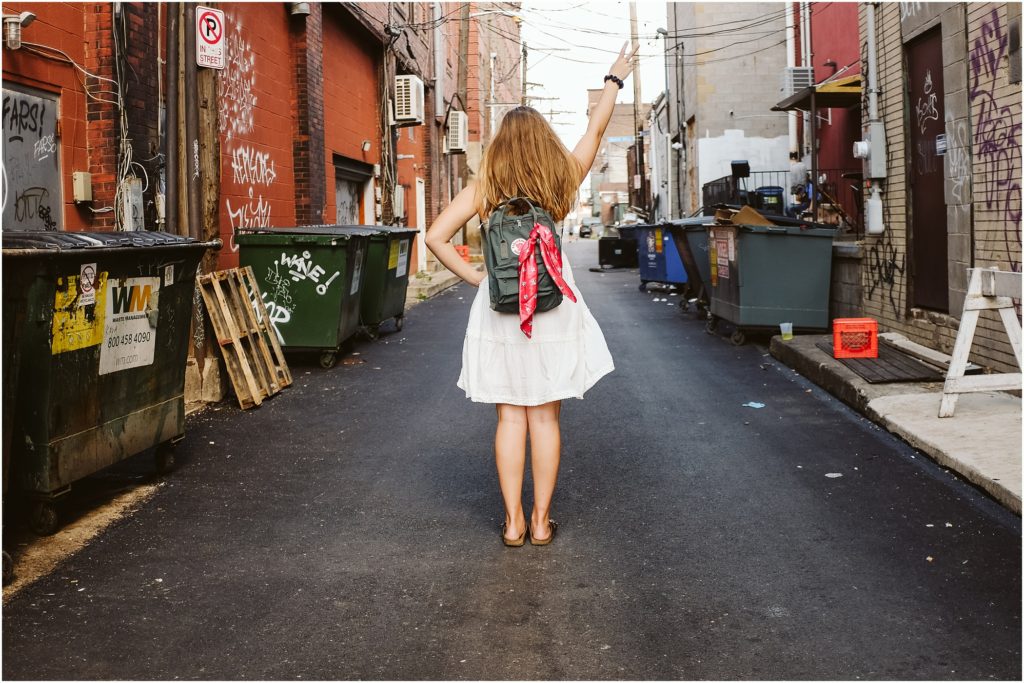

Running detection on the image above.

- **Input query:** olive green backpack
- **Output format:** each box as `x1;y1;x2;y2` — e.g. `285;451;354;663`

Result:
482;197;564;313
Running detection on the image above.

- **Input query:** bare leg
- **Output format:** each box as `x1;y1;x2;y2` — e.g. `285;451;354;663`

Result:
526;400;561;540
495;403;528;541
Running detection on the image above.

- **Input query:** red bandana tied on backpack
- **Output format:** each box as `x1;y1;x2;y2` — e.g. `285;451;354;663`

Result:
518;222;577;338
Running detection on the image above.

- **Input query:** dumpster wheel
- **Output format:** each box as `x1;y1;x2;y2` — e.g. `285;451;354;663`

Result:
705;316;719;335
730;330;747;346
29;500;59;536
395;314;405;332
155;442;177;474
320;351;338;369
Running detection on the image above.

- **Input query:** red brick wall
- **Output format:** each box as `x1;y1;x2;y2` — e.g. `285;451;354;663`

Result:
217;2;297;268
3;2;100;231
322;6;381;224
292;2;326;225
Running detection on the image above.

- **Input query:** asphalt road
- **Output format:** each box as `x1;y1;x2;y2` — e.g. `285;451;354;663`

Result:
3;239;1020;680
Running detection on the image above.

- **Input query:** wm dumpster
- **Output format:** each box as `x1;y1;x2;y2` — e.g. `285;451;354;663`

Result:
236;226;373;368
1;231;219;534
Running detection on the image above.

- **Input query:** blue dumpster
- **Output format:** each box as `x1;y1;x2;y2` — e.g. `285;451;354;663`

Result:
635;223;687;291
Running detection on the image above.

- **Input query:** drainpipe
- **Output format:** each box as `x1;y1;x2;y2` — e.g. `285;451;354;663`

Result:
863;2;886;234
800;2;811;156
164;3;179;235
183;3;202;240
786;3;797;156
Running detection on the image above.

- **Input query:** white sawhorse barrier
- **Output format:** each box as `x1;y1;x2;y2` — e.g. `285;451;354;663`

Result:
939;268;1022;418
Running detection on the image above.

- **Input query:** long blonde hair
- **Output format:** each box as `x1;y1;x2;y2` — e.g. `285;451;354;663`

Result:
477;106;582;222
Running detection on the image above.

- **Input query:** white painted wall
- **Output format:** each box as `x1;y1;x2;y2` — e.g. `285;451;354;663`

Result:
696;129;791;191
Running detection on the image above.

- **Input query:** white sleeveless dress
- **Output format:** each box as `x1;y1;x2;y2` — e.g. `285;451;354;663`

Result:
457;256;615;406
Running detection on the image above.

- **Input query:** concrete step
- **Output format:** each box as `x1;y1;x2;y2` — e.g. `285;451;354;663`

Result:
405;264;483;308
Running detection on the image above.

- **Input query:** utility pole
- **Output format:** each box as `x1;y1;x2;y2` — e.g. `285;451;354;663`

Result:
457;2;471;244
629;1;646;215
521;41;527;105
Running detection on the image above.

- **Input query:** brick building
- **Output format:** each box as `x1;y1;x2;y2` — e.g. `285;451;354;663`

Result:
859;2;1021;373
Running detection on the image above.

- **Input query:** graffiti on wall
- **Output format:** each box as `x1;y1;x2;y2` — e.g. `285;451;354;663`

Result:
969;9;1022;272
915;70;939;134
218;14;275;251
2;88;63;231
217;20;257;143
867;225;906;318
900;2;923;21
945;112;971;204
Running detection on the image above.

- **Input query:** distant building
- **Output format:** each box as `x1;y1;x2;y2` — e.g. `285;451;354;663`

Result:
664;2;790;216
585;90;650;225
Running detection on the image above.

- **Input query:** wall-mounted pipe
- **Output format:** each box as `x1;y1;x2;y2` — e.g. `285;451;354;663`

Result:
184;3;201;240
164;3;179;236
864;2;885;235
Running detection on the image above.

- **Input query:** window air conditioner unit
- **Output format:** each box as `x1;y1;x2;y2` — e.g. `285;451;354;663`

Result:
782;66;815;96
447;111;468;154
394;74;424;126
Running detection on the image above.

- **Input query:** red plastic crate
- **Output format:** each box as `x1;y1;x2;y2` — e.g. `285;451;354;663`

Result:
833;318;878;359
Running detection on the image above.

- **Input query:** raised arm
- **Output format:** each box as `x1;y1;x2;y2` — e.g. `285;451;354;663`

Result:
425;183;485;287
571;43;640;183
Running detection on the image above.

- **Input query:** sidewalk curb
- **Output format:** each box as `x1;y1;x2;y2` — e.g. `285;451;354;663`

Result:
770;334;1021;515
405;265;482;310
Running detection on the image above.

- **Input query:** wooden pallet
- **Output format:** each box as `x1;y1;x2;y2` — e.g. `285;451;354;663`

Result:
198;266;292;409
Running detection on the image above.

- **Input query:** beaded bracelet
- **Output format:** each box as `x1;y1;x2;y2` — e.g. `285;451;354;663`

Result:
604;74;624;89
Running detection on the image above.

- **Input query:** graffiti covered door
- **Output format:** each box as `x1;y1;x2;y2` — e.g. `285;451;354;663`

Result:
2;86;63;231
906;28;949;312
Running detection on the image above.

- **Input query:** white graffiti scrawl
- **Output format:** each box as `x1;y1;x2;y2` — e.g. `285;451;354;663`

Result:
231;146;277;187
279;251;341;295
217;19;256;142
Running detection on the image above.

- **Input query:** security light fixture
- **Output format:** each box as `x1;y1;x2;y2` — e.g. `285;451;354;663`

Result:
3;11;36;50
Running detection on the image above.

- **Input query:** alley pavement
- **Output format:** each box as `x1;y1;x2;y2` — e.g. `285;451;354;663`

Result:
3;240;1021;680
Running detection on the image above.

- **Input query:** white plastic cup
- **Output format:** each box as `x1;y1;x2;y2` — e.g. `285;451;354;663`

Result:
780;322;794;341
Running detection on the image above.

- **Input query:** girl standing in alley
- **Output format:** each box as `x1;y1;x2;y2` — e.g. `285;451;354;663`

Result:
425;44;637;547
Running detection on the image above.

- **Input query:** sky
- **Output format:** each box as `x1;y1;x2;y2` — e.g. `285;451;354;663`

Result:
518;0;668;148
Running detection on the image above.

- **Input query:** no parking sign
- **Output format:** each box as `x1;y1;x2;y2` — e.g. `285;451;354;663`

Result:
196;6;225;69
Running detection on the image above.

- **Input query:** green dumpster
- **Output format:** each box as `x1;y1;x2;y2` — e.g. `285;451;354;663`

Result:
351;225;417;336
1;231;219;534
235;226;373;368
706;222;835;345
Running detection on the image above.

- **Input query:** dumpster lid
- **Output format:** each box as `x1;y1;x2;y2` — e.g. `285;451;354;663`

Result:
2;230;199;251
370;225;418;235
237;225;390;237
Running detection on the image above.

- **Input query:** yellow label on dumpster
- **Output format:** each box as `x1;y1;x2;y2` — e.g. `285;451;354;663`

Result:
51;272;108;354
388;240;400;270
655;228;663;254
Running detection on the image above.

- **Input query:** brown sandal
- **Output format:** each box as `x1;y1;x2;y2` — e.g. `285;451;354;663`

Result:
529;519;557;546
501;522;527;547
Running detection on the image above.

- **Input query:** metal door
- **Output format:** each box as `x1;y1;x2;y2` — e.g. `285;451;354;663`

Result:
906;28;949;312
2;86;63;231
